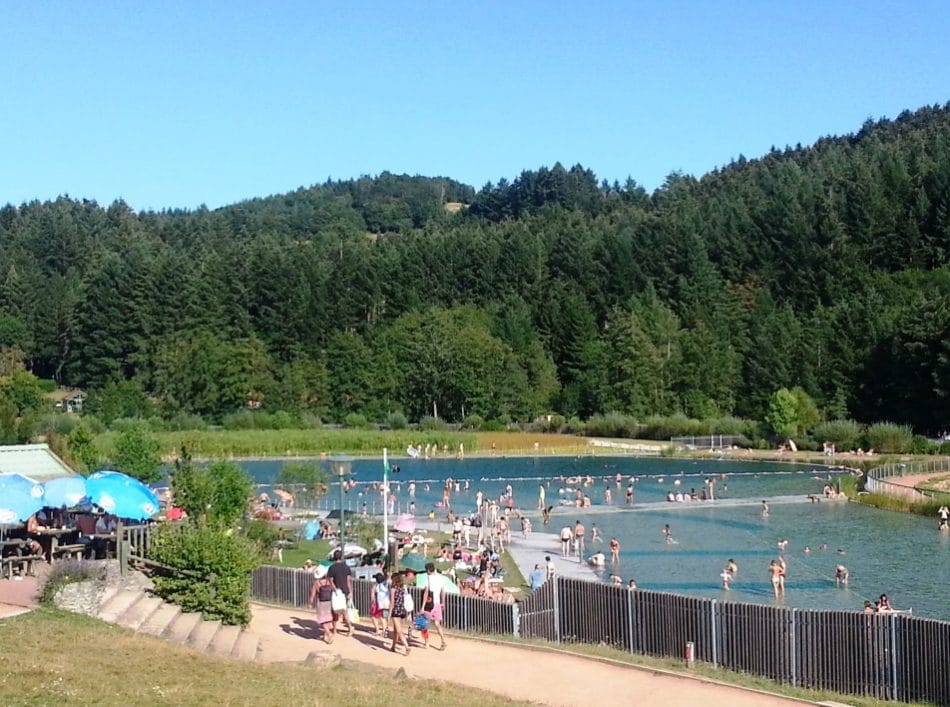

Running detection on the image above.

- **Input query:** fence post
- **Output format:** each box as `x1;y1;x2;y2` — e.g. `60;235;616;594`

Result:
626;586;634;653
512;602;520;638
709;599;718;667
889;614;899;700
553;577;560;644
789;608;797;687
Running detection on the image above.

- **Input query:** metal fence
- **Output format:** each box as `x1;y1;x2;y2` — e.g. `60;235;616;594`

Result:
670;435;743;450
251;565;950;704
865;459;950;501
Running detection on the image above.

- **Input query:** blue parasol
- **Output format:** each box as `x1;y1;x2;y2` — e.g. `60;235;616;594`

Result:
85;470;160;521
0;473;45;523
43;476;88;508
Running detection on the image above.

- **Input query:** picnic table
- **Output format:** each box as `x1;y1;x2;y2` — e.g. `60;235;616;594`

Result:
31;526;81;561
0;539;44;579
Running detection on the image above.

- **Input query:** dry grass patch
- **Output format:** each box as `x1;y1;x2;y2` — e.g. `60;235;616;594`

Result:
0;609;527;706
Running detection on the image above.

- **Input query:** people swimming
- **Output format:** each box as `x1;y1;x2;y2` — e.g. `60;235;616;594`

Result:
835;564;849;586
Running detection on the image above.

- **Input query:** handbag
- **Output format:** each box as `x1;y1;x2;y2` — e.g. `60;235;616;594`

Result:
330;588;347;612
347;600;359;624
403;590;414;613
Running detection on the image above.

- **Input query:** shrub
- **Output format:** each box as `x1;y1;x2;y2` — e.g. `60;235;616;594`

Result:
36;378;58;393
813;419;862;452
910;435;934;455
343;413;369;429
419;415;447;431
383;411;408;430
222;410;261;430
166;413;208;431
461;414;484;431
145;416;168;432
940;442;950;455
243;518;279;552
150;523;261;626
37;413;78;437
481;418;507;432
298;412;323;429
270;410;295;429
865;422;914;454
110;417;142;433
79;415;107;434
39;559;107;605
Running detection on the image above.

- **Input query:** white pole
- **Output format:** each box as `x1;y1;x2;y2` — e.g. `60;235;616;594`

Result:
383;447;389;562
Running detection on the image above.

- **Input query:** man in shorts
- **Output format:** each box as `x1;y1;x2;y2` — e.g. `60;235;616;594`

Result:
327;550;355;636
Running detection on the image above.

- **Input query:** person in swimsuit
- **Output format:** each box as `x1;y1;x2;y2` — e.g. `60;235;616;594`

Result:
726;558;738;576
769;560;785;598
663;524;673;544
609;537;620;564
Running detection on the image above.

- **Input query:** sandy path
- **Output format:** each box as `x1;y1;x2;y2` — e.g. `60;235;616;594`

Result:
249;603;810;707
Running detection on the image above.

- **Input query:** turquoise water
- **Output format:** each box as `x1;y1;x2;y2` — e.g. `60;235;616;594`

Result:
242;456;950;621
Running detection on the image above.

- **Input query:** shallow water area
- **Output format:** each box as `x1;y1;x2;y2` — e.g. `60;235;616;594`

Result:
240;455;950;621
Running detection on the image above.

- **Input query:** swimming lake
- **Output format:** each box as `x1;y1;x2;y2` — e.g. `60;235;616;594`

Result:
241;455;950;621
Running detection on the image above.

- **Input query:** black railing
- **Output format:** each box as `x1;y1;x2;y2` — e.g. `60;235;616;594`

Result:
250;565;950;704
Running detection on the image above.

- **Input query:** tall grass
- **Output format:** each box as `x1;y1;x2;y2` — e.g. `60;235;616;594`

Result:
94;428;478;459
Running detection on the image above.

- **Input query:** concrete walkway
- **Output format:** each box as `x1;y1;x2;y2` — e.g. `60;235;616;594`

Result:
249;602;810;707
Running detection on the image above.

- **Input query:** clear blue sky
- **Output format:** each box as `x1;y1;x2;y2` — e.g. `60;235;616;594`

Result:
2;1;948;211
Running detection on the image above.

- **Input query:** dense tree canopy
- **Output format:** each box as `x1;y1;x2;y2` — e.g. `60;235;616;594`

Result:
3;106;950;432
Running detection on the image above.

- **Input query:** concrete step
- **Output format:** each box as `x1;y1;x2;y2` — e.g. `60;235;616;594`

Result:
187;619;221;652
117;595;163;631
99;589;144;624
95;586;120;614
209;624;242;657
165;611;203;645
139;602;181;637
232;630;260;662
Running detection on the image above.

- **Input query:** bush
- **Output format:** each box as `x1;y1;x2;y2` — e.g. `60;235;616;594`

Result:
419;415;447;431
36;378;58;393
910;435;934;455
481;418;507;432
865;422;914;454
461;414;484;431
813;419;863;452
298;412;322;429
222;410;265;430
270;410;295;429
243;518;279;552
39;559;107;605
940;442;950;455
383;411;408;430
110;417;143;433
36;413;78;437
166;413;208;431
586;412;640;438
150;523;261;626
146;416;168;432
343;413;369;429
79;415;107;434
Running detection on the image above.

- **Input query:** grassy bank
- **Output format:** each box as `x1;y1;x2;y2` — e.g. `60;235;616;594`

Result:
93;428;479;459
0;609;527;706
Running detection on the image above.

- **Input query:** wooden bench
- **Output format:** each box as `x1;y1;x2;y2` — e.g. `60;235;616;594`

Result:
52;544;87;561
1;554;45;579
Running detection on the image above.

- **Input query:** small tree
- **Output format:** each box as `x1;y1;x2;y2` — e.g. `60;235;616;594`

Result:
112;421;162;483
170;450;253;527
275;461;328;503
67;421;101;474
765;388;799;438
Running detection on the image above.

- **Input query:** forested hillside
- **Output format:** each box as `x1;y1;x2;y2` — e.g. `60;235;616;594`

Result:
2;106;949;433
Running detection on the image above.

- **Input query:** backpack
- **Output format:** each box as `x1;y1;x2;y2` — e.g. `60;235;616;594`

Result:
318;584;333;602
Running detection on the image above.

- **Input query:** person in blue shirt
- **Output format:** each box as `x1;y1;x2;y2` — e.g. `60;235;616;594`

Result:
529;563;546;590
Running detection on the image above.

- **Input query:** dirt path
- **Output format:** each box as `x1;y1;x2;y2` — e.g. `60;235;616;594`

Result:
248;603;810;707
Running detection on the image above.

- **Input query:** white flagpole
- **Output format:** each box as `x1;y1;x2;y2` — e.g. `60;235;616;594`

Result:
382;447;389;563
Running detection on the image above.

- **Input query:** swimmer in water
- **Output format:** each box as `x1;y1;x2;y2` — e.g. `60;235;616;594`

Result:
663;524;673;544
761;500;769;516
803;546;811;554
769;560;785;598
726;558;738;575
835;564;849;586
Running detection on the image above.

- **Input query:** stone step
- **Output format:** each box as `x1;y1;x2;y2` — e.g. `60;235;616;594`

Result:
165;611;203;645
232;630;260;662
187;619;221;652
118;595;163;631
95;586;120;614
139;602;181;637
99;589;144;624
209;624;242;657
